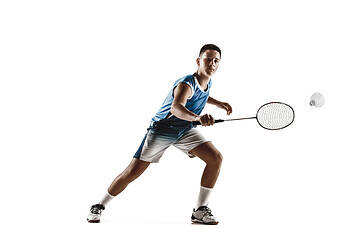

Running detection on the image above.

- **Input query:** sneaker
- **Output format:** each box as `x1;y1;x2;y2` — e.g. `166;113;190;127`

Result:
87;204;105;223
191;206;219;225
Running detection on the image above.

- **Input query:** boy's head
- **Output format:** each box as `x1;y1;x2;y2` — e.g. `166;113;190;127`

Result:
199;44;221;58
197;44;221;77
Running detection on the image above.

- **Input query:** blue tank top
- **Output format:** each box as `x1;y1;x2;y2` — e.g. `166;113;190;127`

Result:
150;74;212;138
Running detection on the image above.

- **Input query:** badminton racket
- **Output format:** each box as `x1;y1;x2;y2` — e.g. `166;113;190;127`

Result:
193;102;295;130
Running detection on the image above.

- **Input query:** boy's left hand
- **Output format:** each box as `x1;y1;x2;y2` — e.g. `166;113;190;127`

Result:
219;102;232;115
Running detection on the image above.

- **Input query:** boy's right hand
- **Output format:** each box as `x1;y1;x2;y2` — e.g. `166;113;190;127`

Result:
196;114;215;126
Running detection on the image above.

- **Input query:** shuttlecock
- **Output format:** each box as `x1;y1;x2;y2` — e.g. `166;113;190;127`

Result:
310;92;325;107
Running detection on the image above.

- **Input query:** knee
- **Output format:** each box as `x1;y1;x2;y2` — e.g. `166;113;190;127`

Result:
124;167;137;182
216;152;223;166
124;167;141;182
210;152;223;168
123;160;149;182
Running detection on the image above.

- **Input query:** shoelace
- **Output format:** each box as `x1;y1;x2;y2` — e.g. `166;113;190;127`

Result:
90;204;105;214
198;206;213;216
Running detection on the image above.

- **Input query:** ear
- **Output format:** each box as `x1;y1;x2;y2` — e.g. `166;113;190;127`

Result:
196;58;200;66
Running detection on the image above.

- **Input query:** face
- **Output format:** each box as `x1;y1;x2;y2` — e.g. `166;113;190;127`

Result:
196;50;221;77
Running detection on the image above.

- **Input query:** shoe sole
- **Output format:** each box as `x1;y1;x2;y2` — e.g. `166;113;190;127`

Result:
191;218;219;225
87;219;100;223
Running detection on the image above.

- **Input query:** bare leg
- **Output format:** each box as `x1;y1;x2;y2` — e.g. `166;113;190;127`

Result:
189;142;223;188
108;158;150;196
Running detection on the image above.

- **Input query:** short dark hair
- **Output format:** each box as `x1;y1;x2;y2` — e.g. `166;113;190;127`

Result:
199;44;221;58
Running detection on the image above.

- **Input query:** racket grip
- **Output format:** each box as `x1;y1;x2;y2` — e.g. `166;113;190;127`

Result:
192;119;224;126
192;121;201;126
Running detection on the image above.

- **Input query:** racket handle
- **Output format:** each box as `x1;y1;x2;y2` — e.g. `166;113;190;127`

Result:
192;119;224;126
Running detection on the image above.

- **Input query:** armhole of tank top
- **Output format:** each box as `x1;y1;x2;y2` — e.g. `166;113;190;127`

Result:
172;81;194;99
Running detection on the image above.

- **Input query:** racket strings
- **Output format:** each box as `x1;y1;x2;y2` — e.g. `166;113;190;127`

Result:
256;103;294;130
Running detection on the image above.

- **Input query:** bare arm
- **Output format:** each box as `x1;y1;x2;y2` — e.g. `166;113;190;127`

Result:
171;83;214;126
207;96;222;107
207;96;233;115
171;83;198;122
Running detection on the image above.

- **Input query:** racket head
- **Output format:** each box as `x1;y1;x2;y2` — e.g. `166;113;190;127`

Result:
256;102;295;130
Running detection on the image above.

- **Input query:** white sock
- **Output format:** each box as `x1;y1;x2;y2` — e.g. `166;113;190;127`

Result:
99;191;115;207
195;186;213;210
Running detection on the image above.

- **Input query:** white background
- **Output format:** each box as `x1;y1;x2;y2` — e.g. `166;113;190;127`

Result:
1;0;359;239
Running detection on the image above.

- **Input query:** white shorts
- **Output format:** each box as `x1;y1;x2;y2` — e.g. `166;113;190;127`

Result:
133;128;208;163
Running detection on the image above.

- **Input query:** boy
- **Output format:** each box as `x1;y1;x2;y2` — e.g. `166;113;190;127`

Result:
87;44;232;225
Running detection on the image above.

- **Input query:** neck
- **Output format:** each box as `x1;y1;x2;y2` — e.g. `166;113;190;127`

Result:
195;71;210;89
